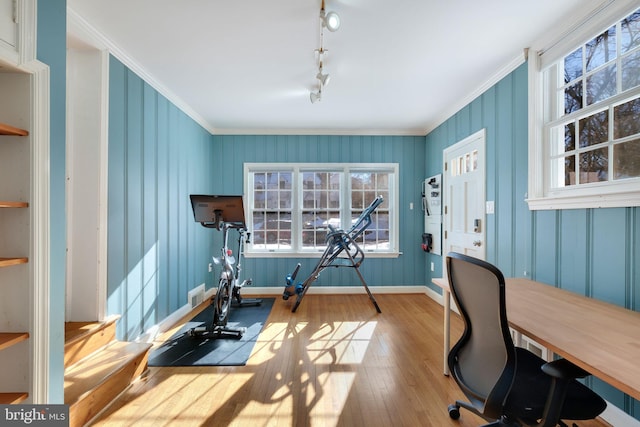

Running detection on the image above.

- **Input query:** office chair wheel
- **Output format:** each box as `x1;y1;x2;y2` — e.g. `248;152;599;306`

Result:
448;404;460;420
213;277;232;326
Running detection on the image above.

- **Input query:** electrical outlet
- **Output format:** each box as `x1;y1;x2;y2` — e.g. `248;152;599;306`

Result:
431;262;435;272
208;263;213;272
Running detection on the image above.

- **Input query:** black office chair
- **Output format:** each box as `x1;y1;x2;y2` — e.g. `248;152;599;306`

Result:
445;252;606;427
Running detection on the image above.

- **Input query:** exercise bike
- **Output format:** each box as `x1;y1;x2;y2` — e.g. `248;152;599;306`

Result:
188;195;262;339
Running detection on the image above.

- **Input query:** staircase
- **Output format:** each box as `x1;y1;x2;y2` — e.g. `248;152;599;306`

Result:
64;315;152;427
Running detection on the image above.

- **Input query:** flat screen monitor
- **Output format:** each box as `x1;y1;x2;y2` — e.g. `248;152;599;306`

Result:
190;194;246;227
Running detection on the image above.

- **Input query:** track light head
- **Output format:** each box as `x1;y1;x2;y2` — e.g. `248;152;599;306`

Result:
310;90;322;104
322;11;340;32
316;71;330;87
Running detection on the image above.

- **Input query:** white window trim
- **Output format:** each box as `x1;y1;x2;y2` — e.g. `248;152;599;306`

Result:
243;162;400;258
527;0;640;210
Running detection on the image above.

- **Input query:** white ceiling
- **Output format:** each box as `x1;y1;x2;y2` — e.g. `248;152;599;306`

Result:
67;0;606;135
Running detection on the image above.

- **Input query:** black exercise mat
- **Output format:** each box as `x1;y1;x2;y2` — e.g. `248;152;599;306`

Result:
148;298;274;367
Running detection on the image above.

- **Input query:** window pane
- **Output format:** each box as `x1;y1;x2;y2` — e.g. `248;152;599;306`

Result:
621;10;640;54
565;122;576;152
351;173;365;189
252;212;265;244
585;26;616;72
266;190;278;209
302;191;315;209
564;47;583;83
564;155;576;186
280;191;291;209
579;148;608;183
622;50;640;91
579;110;609;147
613;138;640;179
329;190;340;208
378;191;389;209
254;190;265;209
614;97;640;139
586;63;617;105
551;124;576;156
318;172;330;190
564;81;583;114
303;172;314;190
254;173;265;189
352;211;390;250
266;172;280;189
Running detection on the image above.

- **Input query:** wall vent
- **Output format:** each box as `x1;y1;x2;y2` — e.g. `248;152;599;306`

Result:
188;284;206;309
511;329;550;361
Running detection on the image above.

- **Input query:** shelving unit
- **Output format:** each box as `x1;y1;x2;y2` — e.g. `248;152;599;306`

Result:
0;0;43;405
0;117;31;403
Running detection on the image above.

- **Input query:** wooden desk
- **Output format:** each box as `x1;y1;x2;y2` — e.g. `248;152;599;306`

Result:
431;277;640;402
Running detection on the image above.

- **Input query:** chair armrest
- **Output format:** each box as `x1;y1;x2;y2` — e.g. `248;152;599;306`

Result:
542;358;590;380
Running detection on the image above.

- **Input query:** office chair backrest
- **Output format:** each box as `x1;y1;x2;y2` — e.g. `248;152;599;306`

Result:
446;252;516;418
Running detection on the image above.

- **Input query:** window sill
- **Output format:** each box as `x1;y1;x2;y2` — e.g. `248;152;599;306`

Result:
245;251;401;259
526;190;640;210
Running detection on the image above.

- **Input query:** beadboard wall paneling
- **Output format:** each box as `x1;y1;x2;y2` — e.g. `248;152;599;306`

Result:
107;56;215;340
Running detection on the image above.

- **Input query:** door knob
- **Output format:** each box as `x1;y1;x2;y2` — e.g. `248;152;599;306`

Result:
473;240;482;247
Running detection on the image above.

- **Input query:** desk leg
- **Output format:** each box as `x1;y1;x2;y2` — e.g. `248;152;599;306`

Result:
443;289;450;376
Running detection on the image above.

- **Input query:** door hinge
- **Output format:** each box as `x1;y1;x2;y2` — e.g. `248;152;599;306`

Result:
444;162;448;171
12;0;18;23
444;205;448;215
444;230;447;239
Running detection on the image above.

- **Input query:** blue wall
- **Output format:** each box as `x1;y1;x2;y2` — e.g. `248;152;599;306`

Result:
107;57;216;340
425;62;640;420
37;0;66;404
211;135;426;289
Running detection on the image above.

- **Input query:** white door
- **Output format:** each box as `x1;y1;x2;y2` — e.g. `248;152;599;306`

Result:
443;129;486;268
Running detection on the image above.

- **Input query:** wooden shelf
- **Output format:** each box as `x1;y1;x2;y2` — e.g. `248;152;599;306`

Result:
0;122;28;136
0;333;29;351
0;258;28;268
0;201;28;208
0;392;29;404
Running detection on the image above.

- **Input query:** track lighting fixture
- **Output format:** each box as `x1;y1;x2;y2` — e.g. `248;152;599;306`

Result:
310;0;339;103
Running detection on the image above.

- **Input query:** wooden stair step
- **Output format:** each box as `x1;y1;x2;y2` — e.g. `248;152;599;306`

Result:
65;340;151;427
64;315;120;368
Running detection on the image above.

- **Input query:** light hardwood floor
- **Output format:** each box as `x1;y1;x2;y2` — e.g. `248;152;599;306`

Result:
90;293;609;427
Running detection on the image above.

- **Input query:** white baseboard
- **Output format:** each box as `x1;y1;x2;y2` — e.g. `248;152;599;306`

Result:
600;401;640;426
240;285;428;295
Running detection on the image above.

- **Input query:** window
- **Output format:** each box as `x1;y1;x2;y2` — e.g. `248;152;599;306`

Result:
244;163;398;257
528;4;640;209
